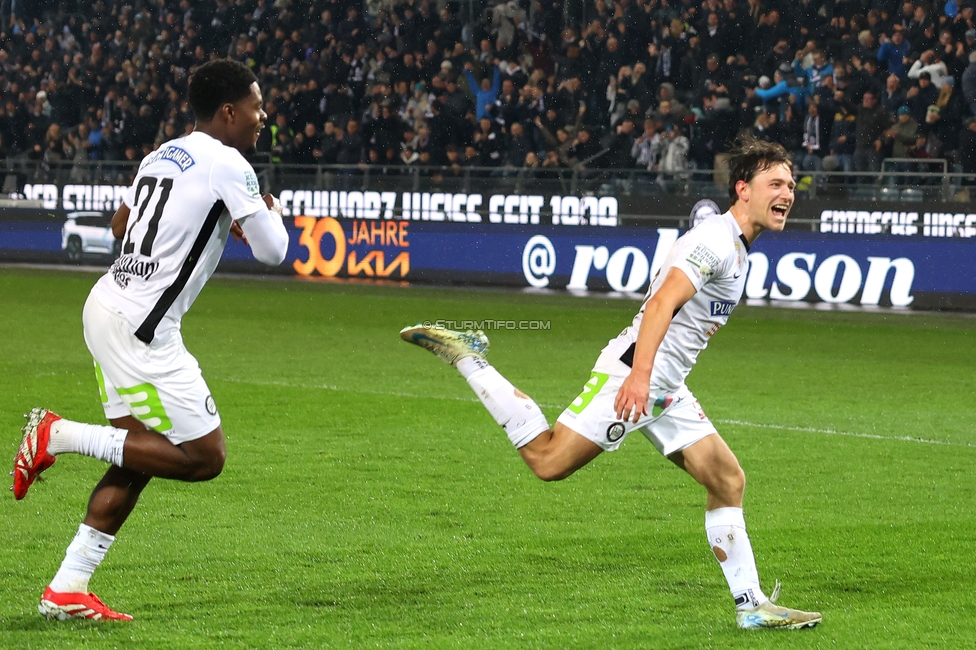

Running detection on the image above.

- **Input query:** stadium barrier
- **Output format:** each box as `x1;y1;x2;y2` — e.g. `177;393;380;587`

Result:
2;167;975;310
2;158;972;208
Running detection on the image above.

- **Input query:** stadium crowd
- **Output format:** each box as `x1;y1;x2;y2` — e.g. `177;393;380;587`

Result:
5;0;976;182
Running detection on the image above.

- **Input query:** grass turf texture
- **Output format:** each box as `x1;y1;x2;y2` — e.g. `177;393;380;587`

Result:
1;266;975;649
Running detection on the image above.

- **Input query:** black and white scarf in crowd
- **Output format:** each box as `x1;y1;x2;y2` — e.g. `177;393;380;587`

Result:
803;114;820;151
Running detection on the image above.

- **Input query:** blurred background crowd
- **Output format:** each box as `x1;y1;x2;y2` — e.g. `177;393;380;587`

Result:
5;0;976;182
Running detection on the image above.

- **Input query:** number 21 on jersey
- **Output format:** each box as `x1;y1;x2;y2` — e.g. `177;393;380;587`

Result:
123;176;173;256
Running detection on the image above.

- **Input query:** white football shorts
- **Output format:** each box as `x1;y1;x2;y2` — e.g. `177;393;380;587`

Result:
82;292;220;444
555;363;716;456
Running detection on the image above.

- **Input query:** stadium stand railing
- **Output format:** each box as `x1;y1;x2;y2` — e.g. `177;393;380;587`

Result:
3;158;970;210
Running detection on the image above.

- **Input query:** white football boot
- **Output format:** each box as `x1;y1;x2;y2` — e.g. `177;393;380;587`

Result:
736;581;822;630
399;324;489;366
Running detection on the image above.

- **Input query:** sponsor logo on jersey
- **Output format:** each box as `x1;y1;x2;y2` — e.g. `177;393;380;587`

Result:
109;255;160;289
710;300;736;316
606;422;625;442
686;243;720;279
143;146;195;172
244;170;260;196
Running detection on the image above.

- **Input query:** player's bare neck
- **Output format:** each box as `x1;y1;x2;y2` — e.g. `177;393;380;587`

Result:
729;204;762;245
193;122;240;153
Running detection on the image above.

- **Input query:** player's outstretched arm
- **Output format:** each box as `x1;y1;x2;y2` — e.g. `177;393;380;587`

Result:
238;194;288;266
614;268;697;423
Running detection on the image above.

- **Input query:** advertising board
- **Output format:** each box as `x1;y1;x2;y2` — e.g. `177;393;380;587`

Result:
3;186;975;309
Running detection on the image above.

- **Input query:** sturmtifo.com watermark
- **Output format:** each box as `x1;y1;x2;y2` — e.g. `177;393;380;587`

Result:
423;319;551;331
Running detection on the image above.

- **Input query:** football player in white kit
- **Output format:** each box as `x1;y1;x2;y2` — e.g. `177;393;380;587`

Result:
401;137;822;629
12;59;289;620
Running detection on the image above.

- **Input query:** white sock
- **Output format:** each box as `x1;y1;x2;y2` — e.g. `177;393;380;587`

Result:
49;524;115;594
705;507;768;610
48;419;127;467
456;357;549;448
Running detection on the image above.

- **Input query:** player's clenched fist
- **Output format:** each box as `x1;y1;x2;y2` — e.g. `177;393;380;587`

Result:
263;193;283;216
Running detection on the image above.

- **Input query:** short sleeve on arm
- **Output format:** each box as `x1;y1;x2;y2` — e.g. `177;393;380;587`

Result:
211;151;267;220
670;223;732;291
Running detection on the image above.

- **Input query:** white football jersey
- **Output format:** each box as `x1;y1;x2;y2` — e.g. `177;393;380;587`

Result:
91;132;266;343
597;211;749;391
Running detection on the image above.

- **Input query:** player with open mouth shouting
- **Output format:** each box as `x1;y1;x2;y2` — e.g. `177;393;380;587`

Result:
401;136;820;630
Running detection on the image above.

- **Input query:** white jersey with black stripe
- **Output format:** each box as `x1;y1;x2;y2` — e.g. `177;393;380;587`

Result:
596;211;750;391
90;131;266;343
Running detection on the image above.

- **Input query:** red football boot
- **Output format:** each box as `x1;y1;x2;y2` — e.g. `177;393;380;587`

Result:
38;587;133;621
12;408;60;500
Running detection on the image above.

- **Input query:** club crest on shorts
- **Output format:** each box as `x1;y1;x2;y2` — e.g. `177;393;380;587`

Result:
205;395;217;415
606;422;625;442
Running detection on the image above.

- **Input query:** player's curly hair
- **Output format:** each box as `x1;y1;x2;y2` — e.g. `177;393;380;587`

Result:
727;135;793;204
187;59;258;122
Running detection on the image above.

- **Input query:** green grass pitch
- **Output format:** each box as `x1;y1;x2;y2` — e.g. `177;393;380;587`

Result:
1;266;975;649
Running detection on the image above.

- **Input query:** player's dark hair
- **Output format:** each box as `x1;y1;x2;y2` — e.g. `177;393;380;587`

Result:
187;59;258;122
727;135;793;204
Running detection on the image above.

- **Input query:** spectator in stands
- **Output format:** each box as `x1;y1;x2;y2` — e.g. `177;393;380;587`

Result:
652;123;690;187
907;71;940;123
647;98;682;131
567;127;601;166
828;101;858;177
755;66;808;110
919;104;954;156
883;106;920;180
881;74;909;116
67;124;92;183
336;120;364;166
797;102;832;172
464;61;502;120
937;77;966;126
267;113;293;164
4;0;976;189
504;122;532;168
540;149;563;175
962;51;976;115
878;28;912;78
270;128;296;165
938;28;968;78
631;118;661;171
909;50;951;88
854;90;891;172
693;92;739;186
849;57;886;102
794;48;835;96
958;117;976;182
474;116;504;166
444;145;464;174
605;117;638;168
691;54;730;106
752;107;782;143
293;123;324;166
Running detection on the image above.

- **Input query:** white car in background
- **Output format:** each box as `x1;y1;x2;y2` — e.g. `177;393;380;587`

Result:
62;211;120;262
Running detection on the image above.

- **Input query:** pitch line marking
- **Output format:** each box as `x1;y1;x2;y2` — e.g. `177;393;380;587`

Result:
712;419;975;448
219;377;976;449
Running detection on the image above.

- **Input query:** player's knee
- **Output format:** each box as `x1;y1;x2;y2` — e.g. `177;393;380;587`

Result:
534;467;568;482
720;464;745;499
700;463;744;502
181;428;226;481
531;459;574;482
191;450;225;481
